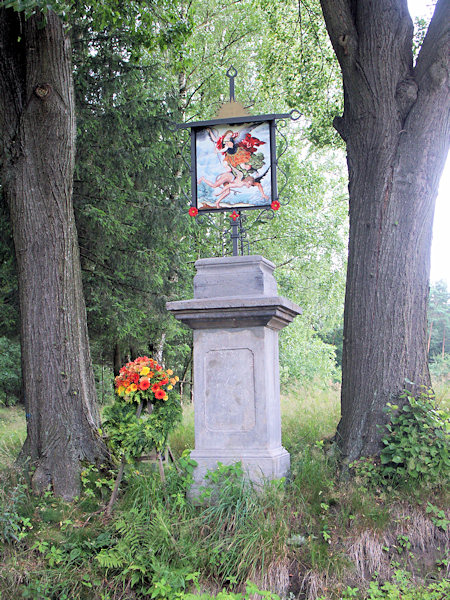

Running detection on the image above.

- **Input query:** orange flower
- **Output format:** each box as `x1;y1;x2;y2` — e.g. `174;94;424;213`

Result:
151;383;160;393
139;378;150;391
154;388;165;400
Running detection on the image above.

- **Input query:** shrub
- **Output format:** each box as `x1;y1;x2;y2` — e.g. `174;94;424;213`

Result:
380;389;449;485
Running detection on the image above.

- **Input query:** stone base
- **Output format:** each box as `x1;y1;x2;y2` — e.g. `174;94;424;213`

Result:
167;257;300;502
188;447;290;499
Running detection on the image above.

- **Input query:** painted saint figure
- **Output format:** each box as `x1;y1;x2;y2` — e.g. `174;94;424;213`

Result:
196;124;270;209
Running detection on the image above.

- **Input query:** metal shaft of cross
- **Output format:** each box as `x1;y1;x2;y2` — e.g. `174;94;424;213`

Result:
230;211;246;256
226;66;237;102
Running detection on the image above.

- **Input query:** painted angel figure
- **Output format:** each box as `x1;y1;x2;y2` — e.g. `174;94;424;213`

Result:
197;125;270;208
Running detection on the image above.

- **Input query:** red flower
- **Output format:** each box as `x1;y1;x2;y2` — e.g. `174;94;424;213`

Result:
189;207;198;217
151;383;160;393
230;211;239;221
160;377;169;385
271;200;281;211
139;378;150;391
131;373;140;384
154;388;165;400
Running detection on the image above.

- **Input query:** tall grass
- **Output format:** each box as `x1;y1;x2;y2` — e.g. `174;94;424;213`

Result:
0;384;449;600
0;406;26;468
281;384;340;452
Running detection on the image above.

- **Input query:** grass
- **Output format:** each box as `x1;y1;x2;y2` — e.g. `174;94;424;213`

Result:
0;405;26;466
0;383;448;600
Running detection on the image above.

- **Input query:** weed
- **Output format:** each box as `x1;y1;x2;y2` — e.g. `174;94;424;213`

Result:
380;389;449;486
0;481;32;543
426;502;450;531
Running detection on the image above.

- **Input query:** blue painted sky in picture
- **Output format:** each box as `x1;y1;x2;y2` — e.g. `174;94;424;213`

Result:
196;122;272;210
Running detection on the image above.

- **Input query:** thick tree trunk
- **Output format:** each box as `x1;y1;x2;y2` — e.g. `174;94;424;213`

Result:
0;8;108;498
320;0;450;462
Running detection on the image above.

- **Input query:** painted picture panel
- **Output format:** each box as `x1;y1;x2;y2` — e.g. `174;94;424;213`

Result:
195;121;272;211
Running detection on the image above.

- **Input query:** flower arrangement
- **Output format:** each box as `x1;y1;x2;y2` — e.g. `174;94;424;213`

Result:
104;356;182;463
102;356;183;514
114;356;179;404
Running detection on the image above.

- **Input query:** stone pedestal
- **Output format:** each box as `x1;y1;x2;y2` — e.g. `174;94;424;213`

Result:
166;255;301;496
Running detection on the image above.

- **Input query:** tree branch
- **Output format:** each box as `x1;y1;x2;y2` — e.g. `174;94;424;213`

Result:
414;0;450;90
319;0;357;69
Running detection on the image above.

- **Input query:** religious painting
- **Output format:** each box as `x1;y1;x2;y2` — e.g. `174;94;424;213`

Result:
194;121;272;212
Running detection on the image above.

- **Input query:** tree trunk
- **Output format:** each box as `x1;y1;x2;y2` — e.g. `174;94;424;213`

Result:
320;0;450;462
113;342;122;377
0;8;108;499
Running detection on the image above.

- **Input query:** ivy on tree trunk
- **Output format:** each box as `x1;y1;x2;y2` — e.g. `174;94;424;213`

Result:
319;0;450;462
0;7;108;499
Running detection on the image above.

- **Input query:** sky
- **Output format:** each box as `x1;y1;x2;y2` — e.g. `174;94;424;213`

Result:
407;0;449;286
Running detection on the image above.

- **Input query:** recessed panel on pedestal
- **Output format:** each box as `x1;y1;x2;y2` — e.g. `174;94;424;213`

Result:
204;348;256;432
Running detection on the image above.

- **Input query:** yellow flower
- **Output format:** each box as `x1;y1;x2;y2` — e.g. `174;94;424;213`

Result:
118;386;126;396
130;383;138;392
175;376;179;382
163;394;168;401
167;385;173;390
125;386;132;395
140;366;150;376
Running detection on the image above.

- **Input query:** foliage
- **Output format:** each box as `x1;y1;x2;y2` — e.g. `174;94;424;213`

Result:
71;2;194;367
103;356;182;459
350;388;449;490
1;385;449;599
430;354;450;380
79;463;116;502
196;463;290;585
379;389;449;485
0;199;19;338
428;281;450;370
1;0;349;388
0;336;21;406
254;0;343;147
426;502;449;532
318;574;450;600
0;481;31;543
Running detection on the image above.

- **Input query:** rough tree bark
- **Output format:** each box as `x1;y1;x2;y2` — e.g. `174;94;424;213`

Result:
0;8;108;499
319;0;450;463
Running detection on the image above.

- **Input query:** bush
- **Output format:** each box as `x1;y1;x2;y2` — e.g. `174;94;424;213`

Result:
380;389;449;485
